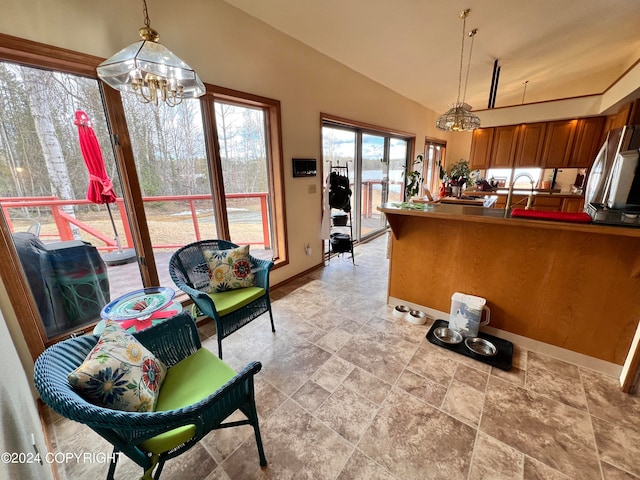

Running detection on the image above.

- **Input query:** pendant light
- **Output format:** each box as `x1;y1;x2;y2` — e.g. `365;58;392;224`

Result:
436;9;481;132
97;0;205;107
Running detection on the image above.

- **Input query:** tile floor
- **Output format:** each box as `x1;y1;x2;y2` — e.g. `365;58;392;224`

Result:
44;235;640;479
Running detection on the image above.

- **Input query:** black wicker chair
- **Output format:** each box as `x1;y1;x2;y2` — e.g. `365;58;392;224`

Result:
34;312;267;480
168;240;275;359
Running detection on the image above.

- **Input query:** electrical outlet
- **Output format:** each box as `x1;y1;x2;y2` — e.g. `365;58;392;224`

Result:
305;242;312;256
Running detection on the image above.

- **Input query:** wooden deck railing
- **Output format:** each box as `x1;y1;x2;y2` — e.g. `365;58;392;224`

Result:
1;192;270;250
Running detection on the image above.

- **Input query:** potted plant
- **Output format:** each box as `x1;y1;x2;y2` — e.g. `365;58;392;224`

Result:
403;154;423;200
447;159;471;197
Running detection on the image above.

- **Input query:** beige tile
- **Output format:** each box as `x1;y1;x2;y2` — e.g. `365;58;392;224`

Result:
526;363;588;410
468;432;524;480
523;457;573;480
291;380;332;413
315;385;379;443
254;379;288;420
312;355;355;392
405;342;458;386
359;388;476;480
601;462;640;480
481;376;600;480
527;351;580;378
396;369;448;408
258;337;332;395
581;368;640;431
366;315;428;344
336;328;417;384
222;400;353;479
316;328;353;353
491;365;526;387
342;366;392;406
442;379;485;427
592;415;640;477
337;449;396;480
161;443;218;479
454;363;489;392
200;413;254;463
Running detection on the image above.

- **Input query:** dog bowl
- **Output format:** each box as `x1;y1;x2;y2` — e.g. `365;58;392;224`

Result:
464;337;497;356
393;305;411;318
406;310;428;325
433;327;463;344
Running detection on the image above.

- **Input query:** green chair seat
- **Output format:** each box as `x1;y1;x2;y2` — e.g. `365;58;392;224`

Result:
140;348;237;454
208;286;266;317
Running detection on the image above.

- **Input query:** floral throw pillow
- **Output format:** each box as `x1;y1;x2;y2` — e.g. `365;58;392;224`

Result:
68;320;167;412
203;244;255;293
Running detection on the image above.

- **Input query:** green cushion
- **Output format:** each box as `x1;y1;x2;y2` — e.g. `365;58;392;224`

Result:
208;286;265;316
139;348;237;454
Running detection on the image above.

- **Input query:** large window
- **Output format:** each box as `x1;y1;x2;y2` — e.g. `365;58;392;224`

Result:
0;35;286;354
215;101;274;257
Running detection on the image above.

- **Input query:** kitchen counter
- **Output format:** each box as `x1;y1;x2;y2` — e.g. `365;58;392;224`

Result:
380;202;640;238
379;203;640;389
468;189;582;197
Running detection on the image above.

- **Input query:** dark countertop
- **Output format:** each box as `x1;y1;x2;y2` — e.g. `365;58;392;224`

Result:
378;202;640;238
465;190;583;198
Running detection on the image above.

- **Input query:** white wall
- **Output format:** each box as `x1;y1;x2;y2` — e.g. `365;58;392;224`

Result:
0;302;54;480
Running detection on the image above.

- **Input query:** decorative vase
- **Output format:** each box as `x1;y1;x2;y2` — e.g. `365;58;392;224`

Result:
451;185;461;198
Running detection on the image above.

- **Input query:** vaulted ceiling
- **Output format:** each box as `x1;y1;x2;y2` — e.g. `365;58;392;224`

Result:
224;0;640;114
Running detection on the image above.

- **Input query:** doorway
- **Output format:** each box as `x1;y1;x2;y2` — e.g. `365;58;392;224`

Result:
322;118;413;243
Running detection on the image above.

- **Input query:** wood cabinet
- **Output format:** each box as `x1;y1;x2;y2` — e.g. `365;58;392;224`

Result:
541;119;577;167
514;122;547;167
567;117;605;168
561;197;585;213
490;125;519;168
489;194;583;212
469;128;494;169
469;116;605;169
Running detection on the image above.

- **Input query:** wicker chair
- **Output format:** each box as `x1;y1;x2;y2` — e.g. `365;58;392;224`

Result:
169;240;275;359
34;312;267;480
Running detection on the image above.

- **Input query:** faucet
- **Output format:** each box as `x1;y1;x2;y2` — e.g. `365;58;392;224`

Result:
504;173;535;217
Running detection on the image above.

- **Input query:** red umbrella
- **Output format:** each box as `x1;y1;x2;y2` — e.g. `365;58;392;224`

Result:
74;110;125;254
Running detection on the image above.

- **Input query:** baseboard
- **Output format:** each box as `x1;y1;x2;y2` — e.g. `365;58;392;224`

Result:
388;296;621;379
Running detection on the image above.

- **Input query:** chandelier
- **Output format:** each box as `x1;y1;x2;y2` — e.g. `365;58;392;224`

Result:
96;0;205;107
436;9;480;132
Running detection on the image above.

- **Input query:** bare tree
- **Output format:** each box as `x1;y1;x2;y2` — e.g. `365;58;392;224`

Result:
20;66;79;235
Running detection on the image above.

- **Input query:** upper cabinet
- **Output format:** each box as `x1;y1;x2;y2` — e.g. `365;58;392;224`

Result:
514;122;547;167
567;116;605;168
469;127;494;169
469;116;606;169
490;125;519;168
540;119;577;168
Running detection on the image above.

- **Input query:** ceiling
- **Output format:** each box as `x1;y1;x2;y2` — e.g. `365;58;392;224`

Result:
224;0;640;115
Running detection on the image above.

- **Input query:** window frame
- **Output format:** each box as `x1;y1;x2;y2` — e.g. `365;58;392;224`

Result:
203;85;288;266
0;33;288;358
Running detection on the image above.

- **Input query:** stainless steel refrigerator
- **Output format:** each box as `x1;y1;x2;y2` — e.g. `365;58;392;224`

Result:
585;125;640;226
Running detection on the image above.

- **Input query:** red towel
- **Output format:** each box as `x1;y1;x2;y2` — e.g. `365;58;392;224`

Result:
511;208;592;223
119;310;179;331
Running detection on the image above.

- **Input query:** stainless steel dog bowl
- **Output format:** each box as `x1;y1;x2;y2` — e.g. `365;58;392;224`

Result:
407;310;428;325
393;305;411;318
433;327;463;344
464;337;497;356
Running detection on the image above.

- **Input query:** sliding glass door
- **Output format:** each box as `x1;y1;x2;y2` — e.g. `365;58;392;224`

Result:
323;120;412;244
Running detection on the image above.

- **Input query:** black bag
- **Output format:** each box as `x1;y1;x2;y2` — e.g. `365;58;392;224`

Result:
329;172;352;212
330;233;351;253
